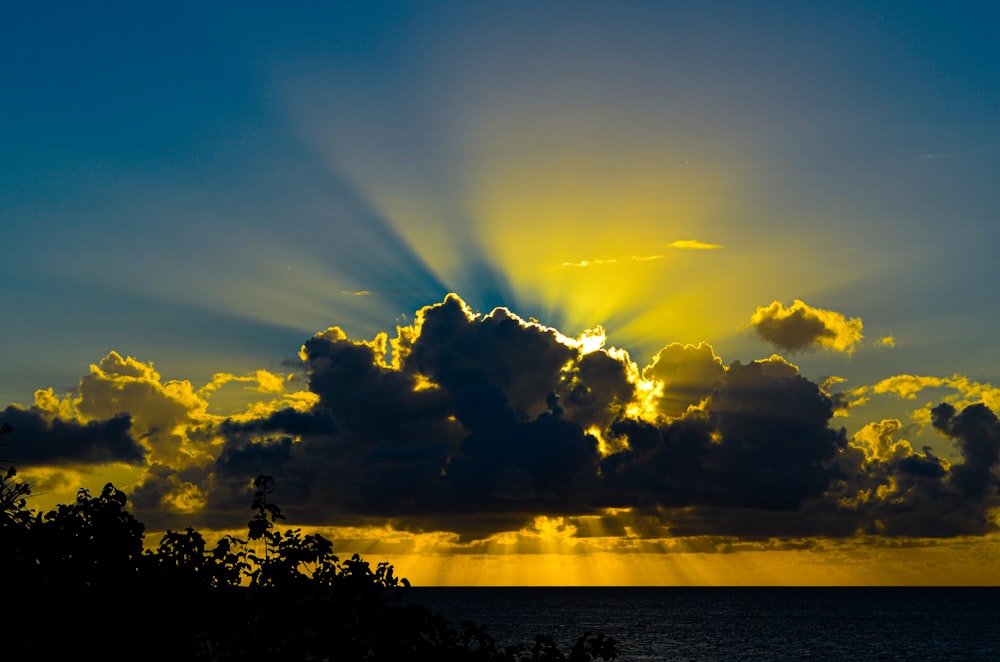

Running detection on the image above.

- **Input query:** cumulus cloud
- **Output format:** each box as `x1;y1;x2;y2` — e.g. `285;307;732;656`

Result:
0;404;143;466
750;299;863;353
68;351;214;467
641;342;724;418
601;358;846;522
932;403;1000;501
9;351;315;524
8;293;1000;545
849;419;913;465
815;400;1000;538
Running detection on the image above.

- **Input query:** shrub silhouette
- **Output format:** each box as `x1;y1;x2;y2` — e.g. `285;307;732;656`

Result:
0;423;29;524
2;463;617;661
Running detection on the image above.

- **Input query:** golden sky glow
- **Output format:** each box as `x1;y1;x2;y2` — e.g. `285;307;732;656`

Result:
5;2;1000;587
339;537;1000;587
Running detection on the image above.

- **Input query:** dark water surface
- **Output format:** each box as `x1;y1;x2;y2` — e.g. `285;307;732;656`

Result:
407;587;999;660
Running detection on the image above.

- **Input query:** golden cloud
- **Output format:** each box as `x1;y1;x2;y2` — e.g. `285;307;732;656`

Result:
750;299;863;353
873;374;950;400
666;239;724;250
849;419;913;465
560;254;664;268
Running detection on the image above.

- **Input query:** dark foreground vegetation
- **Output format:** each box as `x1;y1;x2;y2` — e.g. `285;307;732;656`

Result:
1;430;616;661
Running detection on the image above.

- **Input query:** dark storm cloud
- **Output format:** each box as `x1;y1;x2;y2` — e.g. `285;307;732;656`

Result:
396;295;578;420
599;370;1000;539
203;302;869;538
845;459;991;538
24;293;998;543
602;359;846;513
0;405;144;466
600;417;715;508
642;342;724;417
816;402;1000;538
221;406;339;438
444;386;601;511
301;327;455;440
932;402;1000;500
897;453;948;479
821;444;960;538
561;349;636;431
710;360;844;492
191;296;1000;541
191;296;613;532
204;297;607;530
216;435;296;477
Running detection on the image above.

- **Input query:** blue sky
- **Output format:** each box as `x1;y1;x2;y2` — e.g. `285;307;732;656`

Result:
3;2;1000;584
4;2;999;400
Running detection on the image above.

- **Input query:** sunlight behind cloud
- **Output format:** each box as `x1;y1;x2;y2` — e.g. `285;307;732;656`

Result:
273;37;906;371
279;58;786;359
460;127;741;343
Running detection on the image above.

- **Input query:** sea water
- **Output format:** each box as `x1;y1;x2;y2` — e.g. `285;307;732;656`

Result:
407;587;999;660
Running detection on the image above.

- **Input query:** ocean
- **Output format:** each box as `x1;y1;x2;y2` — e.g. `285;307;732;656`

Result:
406;587;999;660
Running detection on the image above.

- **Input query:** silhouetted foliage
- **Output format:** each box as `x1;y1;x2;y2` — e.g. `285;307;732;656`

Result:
1;424;33;578
2;468;617;661
0;423;26;517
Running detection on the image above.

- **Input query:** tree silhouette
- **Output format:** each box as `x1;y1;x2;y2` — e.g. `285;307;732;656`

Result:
0;423;29;524
3;470;618;661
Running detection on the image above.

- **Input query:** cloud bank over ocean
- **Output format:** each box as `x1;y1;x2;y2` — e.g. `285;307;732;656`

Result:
7;294;999;554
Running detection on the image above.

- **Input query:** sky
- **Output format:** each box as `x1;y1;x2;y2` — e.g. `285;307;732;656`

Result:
3;1;1000;585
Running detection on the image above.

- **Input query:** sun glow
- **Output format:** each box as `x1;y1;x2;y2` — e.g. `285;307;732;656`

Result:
576;326;608;354
281;79;772;361
238;524;1000;587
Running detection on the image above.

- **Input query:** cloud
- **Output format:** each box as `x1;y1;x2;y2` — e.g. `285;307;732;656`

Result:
870;374;1000;413
68;351;213;467
561;255;664;268
873;374;950;399
641;342;724;418
199;369;288;396
9;293;1000;545
932;403;1000;501
599;356;849;536
195;295;637;533
750;299;863;353
0;404;143;466
223;295;617;532
666;239;724;250
820;401;1000;537
821;377;870;416
13;351;316;524
848;419;913;465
